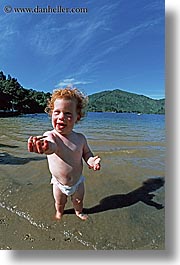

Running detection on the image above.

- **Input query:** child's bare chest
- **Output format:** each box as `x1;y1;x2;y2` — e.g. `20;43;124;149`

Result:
57;136;83;157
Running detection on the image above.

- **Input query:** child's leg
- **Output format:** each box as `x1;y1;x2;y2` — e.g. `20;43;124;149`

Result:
71;182;88;220
52;184;67;220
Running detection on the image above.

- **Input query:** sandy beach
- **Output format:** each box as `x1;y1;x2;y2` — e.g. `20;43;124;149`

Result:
0;114;165;250
0;146;165;250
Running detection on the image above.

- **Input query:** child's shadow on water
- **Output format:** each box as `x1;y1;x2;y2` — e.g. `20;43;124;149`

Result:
0;152;46;165
0;143;19;148
64;177;165;215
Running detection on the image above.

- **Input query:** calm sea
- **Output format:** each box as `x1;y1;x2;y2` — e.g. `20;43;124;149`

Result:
77;112;165;141
0;111;165;176
1;111;165;142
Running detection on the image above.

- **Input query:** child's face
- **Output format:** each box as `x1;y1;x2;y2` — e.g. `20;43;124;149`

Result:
52;98;79;135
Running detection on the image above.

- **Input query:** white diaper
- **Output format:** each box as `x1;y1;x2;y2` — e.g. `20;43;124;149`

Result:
51;175;85;196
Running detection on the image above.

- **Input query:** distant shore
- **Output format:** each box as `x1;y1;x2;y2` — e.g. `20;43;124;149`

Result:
0;110;165;119
0;110;20;118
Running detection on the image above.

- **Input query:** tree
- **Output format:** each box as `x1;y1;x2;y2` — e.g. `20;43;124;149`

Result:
0;71;6;81
0;71;51;114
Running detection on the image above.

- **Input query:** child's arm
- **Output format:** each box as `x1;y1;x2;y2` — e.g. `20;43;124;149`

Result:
82;137;101;171
27;134;57;155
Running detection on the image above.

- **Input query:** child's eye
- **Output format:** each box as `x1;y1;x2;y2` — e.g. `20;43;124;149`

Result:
53;111;60;115
65;112;72;116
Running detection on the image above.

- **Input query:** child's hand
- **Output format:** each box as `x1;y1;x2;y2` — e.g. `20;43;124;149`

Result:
28;136;49;154
87;156;101;171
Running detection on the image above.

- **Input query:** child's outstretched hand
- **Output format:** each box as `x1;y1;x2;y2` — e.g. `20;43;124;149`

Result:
28;136;49;154
87;156;101;171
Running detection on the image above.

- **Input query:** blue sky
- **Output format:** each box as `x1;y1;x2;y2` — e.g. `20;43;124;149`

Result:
0;0;165;99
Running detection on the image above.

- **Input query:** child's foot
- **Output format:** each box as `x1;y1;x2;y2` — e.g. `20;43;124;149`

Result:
54;212;63;220
76;212;88;221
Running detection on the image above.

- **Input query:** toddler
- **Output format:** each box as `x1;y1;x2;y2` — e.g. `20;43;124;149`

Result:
28;88;101;220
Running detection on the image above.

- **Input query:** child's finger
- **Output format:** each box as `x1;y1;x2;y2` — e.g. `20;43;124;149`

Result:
43;140;49;151
36;140;44;154
95;157;101;164
27;136;33;152
94;162;101;170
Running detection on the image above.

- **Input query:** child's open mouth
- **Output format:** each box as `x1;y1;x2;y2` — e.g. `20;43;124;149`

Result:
57;123;66;129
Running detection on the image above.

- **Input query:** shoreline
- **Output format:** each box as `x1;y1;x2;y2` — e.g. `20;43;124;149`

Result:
0;111;165;119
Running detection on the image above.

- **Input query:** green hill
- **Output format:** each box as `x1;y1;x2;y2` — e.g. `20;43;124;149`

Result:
88;89;165;114
0;70;165;115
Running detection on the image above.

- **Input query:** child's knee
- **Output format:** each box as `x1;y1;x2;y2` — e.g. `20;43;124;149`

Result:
55;196;67;206
71;197;82;205
55;201;66;207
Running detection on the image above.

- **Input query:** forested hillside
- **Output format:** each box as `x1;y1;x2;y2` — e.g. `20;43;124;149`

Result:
0;71;165;115
0;71;51;114
88;89;165;114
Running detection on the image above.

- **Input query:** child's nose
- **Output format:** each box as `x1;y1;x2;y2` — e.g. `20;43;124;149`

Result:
58;112;65;120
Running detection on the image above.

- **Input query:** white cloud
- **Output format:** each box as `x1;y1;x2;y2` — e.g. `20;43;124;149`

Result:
96;17;163;59
0;16;19;54
28;17;65;56
28;1;118;58
56;78;92;88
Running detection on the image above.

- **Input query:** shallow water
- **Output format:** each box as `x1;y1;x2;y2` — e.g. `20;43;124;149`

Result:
0;112;165;250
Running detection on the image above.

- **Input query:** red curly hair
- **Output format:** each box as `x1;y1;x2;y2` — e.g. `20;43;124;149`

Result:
45;87;88;122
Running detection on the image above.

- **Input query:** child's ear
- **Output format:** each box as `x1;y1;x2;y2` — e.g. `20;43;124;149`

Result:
76;114;81;122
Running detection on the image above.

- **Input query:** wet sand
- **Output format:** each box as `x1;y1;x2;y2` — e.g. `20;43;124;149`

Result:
0;143;165;250
0;114;165;250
